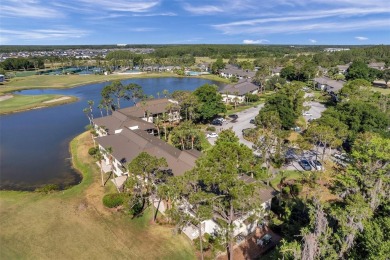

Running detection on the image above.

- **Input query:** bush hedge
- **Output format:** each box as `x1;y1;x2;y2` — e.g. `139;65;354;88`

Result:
88;147;98;156
103;193;125;208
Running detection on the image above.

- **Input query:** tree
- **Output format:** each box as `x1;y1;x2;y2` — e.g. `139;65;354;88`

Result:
253;65;270;93
280;65;296;81
193;84;226;122
346;61;372;81
257;93;296;130
171;120;202;150
211;57;225;74
382;69;390;86
339;79;372;102
126;152;168;219
94;149;105;186
189;130;263;259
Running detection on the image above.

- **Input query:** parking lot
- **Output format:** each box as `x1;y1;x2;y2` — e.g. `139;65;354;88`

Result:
206;104;264;148
303;93;326;121
206;95;331;172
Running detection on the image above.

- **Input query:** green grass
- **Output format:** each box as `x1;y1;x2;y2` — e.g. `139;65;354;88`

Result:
270;170;302;191
0;132;195;260
372;87;390;95
0;94;77;115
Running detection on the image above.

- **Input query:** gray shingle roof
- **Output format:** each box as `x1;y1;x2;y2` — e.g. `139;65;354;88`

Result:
95;128;199;176
220;79;259;96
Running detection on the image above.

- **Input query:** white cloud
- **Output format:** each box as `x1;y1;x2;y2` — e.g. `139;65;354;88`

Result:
355;36;368;40
0;28;89;41
243;39;269;44
127;28;157;32
1;0;64;18
214;18;389;35
182;4;223;14
132;12;176;17
309;39;317;43
79;0;160;12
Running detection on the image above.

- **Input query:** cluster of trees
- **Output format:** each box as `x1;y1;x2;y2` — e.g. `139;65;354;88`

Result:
100;80;144;112
0;57;45;71
277;132;389;260
120;130;267;259
255;82;305;130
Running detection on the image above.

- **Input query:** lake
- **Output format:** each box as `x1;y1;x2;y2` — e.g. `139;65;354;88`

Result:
0;77;222;190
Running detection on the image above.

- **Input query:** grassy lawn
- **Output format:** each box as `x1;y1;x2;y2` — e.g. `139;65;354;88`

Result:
372;86;390;95
270;170;302;191
0;94;77;115
0;132;195;260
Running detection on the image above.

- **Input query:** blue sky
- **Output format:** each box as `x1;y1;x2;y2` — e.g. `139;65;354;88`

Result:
1;0;389;45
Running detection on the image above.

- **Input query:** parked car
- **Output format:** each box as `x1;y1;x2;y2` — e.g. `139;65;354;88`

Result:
216;117;226;122
228;114;238;120
299;159;312;171
310;160;323;170
302;111;313;116
250;118;255;124
211;119;223;126
206;133;218;138
257;234;272;246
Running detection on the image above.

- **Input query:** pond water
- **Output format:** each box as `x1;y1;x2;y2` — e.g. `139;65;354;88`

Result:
0;77;222;190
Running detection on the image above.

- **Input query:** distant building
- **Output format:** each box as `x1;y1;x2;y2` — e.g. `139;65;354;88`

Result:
219;64;256;79
220;79;259;103
368;62;386;70
324;48;350;52
313;77;345;94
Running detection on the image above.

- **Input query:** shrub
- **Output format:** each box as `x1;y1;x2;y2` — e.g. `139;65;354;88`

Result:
226;104;233;110
128;198;143;216
206;126;216;132
103;193;125;208
88;147;98;156
35;184;60;193
291;183;302;195
282;186;290;195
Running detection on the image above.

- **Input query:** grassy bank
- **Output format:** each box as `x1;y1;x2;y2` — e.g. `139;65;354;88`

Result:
0;94;78;115
0;132;195;260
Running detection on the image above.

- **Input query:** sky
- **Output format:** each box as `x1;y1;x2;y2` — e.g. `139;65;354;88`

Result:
1;0;389;45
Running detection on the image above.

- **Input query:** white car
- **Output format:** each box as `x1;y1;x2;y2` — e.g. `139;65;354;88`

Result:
207;133;218;138
302;111;313;116
310;160;323;171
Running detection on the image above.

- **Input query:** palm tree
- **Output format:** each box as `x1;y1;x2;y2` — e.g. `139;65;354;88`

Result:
153;115;163;139
87;100;94;121
162;89;169;98
233;91;240;110
97;103;104;117
105;147;120;192
95;150;105;186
